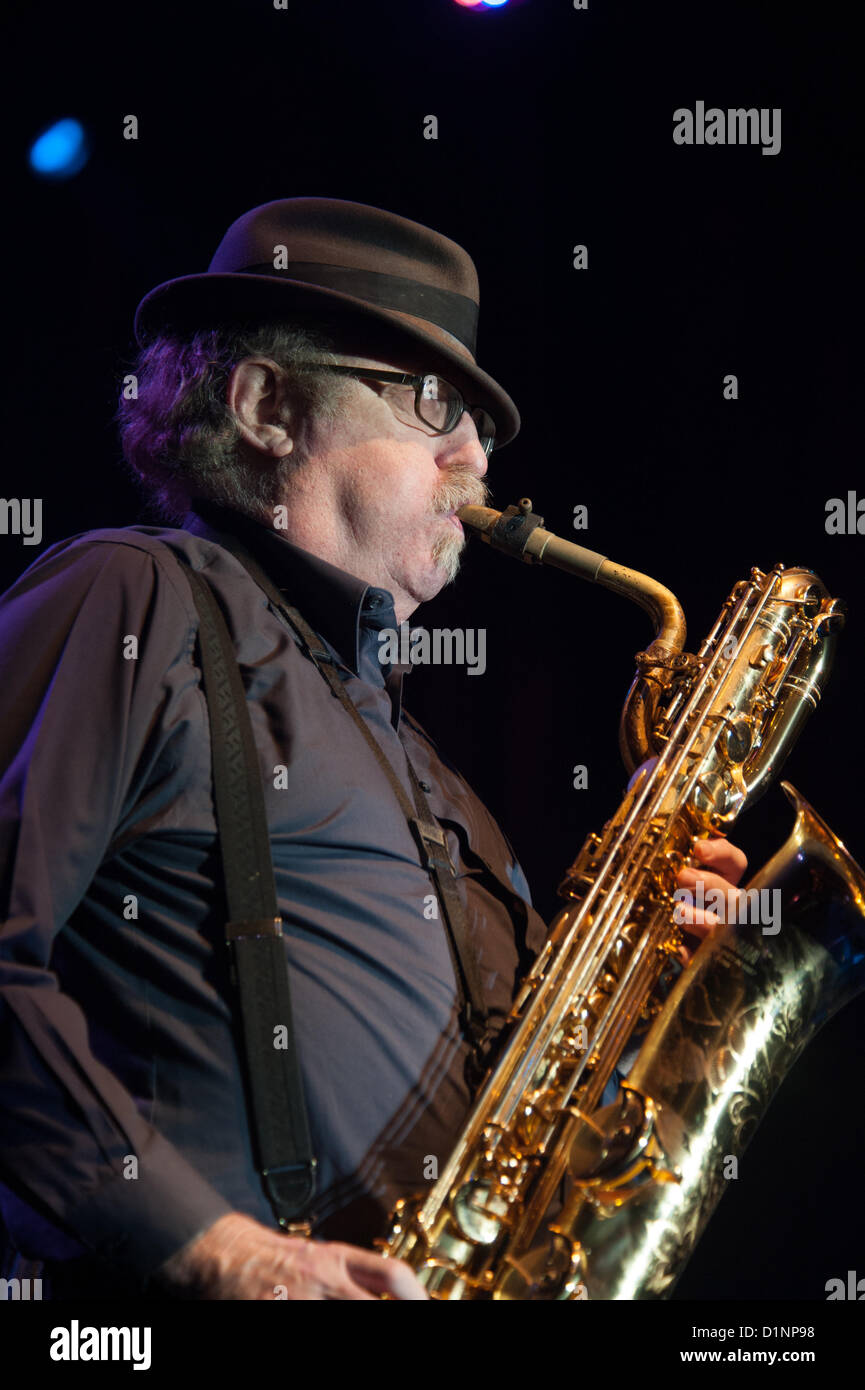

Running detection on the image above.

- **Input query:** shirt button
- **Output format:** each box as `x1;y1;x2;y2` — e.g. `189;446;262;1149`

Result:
418;780;432;793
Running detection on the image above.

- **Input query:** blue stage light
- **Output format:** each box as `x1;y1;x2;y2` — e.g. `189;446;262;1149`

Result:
482;0;510;7
29;119;88;178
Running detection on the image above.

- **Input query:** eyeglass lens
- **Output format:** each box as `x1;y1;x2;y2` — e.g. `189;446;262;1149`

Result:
418;376;496;454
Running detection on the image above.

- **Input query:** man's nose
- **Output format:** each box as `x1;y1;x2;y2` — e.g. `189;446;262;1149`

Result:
437;413;489;477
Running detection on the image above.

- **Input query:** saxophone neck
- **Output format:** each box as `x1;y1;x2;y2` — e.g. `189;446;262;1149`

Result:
458;499;687;772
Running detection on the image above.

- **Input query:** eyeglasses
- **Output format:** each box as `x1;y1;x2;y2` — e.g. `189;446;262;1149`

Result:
304;365;497;457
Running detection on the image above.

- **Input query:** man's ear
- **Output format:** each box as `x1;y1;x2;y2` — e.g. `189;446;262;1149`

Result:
227;357;295;458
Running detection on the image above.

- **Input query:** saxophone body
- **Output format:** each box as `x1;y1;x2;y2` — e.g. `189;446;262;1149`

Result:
379;501;865;1299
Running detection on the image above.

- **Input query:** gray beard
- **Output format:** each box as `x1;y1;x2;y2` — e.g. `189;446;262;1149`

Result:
431;527;465;585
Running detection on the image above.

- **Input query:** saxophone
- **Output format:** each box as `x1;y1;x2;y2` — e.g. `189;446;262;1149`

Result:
379;499;865;1299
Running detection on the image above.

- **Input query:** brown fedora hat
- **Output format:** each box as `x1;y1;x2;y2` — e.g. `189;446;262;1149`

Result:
134;197;519;447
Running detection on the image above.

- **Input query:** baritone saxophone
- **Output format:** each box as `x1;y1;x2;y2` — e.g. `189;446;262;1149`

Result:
378;498;865;1299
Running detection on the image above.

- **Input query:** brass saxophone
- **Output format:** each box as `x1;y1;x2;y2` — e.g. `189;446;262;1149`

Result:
379;499;865;1299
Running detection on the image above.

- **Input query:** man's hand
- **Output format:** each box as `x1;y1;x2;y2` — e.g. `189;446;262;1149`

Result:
153;1212;429;1301
627;760;749;968
674;835;749;966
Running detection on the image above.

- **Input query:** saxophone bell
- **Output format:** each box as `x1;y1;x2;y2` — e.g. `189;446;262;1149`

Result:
566;780;865;1300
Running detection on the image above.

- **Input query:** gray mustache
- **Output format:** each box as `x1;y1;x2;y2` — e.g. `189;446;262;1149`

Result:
434;473;490;515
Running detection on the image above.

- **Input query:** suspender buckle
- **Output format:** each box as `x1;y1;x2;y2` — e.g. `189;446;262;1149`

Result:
265;1158;318;1232
410;815;453;869
280;1220;314;1238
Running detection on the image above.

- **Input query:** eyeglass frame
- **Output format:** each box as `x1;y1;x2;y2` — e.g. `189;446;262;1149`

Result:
298;364;498;457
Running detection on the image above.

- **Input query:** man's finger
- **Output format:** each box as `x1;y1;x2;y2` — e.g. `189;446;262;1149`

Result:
346;1251;430;1301
691;836;748;884
676;865;752;924
675;906;721;933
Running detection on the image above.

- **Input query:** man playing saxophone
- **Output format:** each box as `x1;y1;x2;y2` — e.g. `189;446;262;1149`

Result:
0;198;748;1301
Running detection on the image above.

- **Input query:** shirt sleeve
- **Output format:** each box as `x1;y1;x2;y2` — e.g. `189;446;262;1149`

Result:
0;535;234;1281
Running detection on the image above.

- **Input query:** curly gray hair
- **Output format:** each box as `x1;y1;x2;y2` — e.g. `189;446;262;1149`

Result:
116;322;354;522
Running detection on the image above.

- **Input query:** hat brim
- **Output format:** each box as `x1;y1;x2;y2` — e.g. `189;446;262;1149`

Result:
134;272;519;447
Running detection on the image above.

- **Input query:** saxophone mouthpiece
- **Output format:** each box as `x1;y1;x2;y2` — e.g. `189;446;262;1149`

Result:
457;498;608;582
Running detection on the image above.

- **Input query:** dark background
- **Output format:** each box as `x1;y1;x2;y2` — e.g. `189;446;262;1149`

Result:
4;0;862;1301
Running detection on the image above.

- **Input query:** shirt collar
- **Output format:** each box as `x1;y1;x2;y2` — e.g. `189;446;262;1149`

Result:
182;498;402;679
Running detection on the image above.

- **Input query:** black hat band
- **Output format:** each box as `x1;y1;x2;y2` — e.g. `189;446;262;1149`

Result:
238;261;479;356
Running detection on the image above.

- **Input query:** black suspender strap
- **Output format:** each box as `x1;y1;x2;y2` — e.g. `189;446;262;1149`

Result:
182;564;317;1232
209;531;491;1053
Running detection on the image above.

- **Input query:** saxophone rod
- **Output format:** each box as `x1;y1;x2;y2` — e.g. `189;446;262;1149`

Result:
457;499;688;653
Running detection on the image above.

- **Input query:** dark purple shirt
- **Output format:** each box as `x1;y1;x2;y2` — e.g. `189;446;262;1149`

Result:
0;500;547;1292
